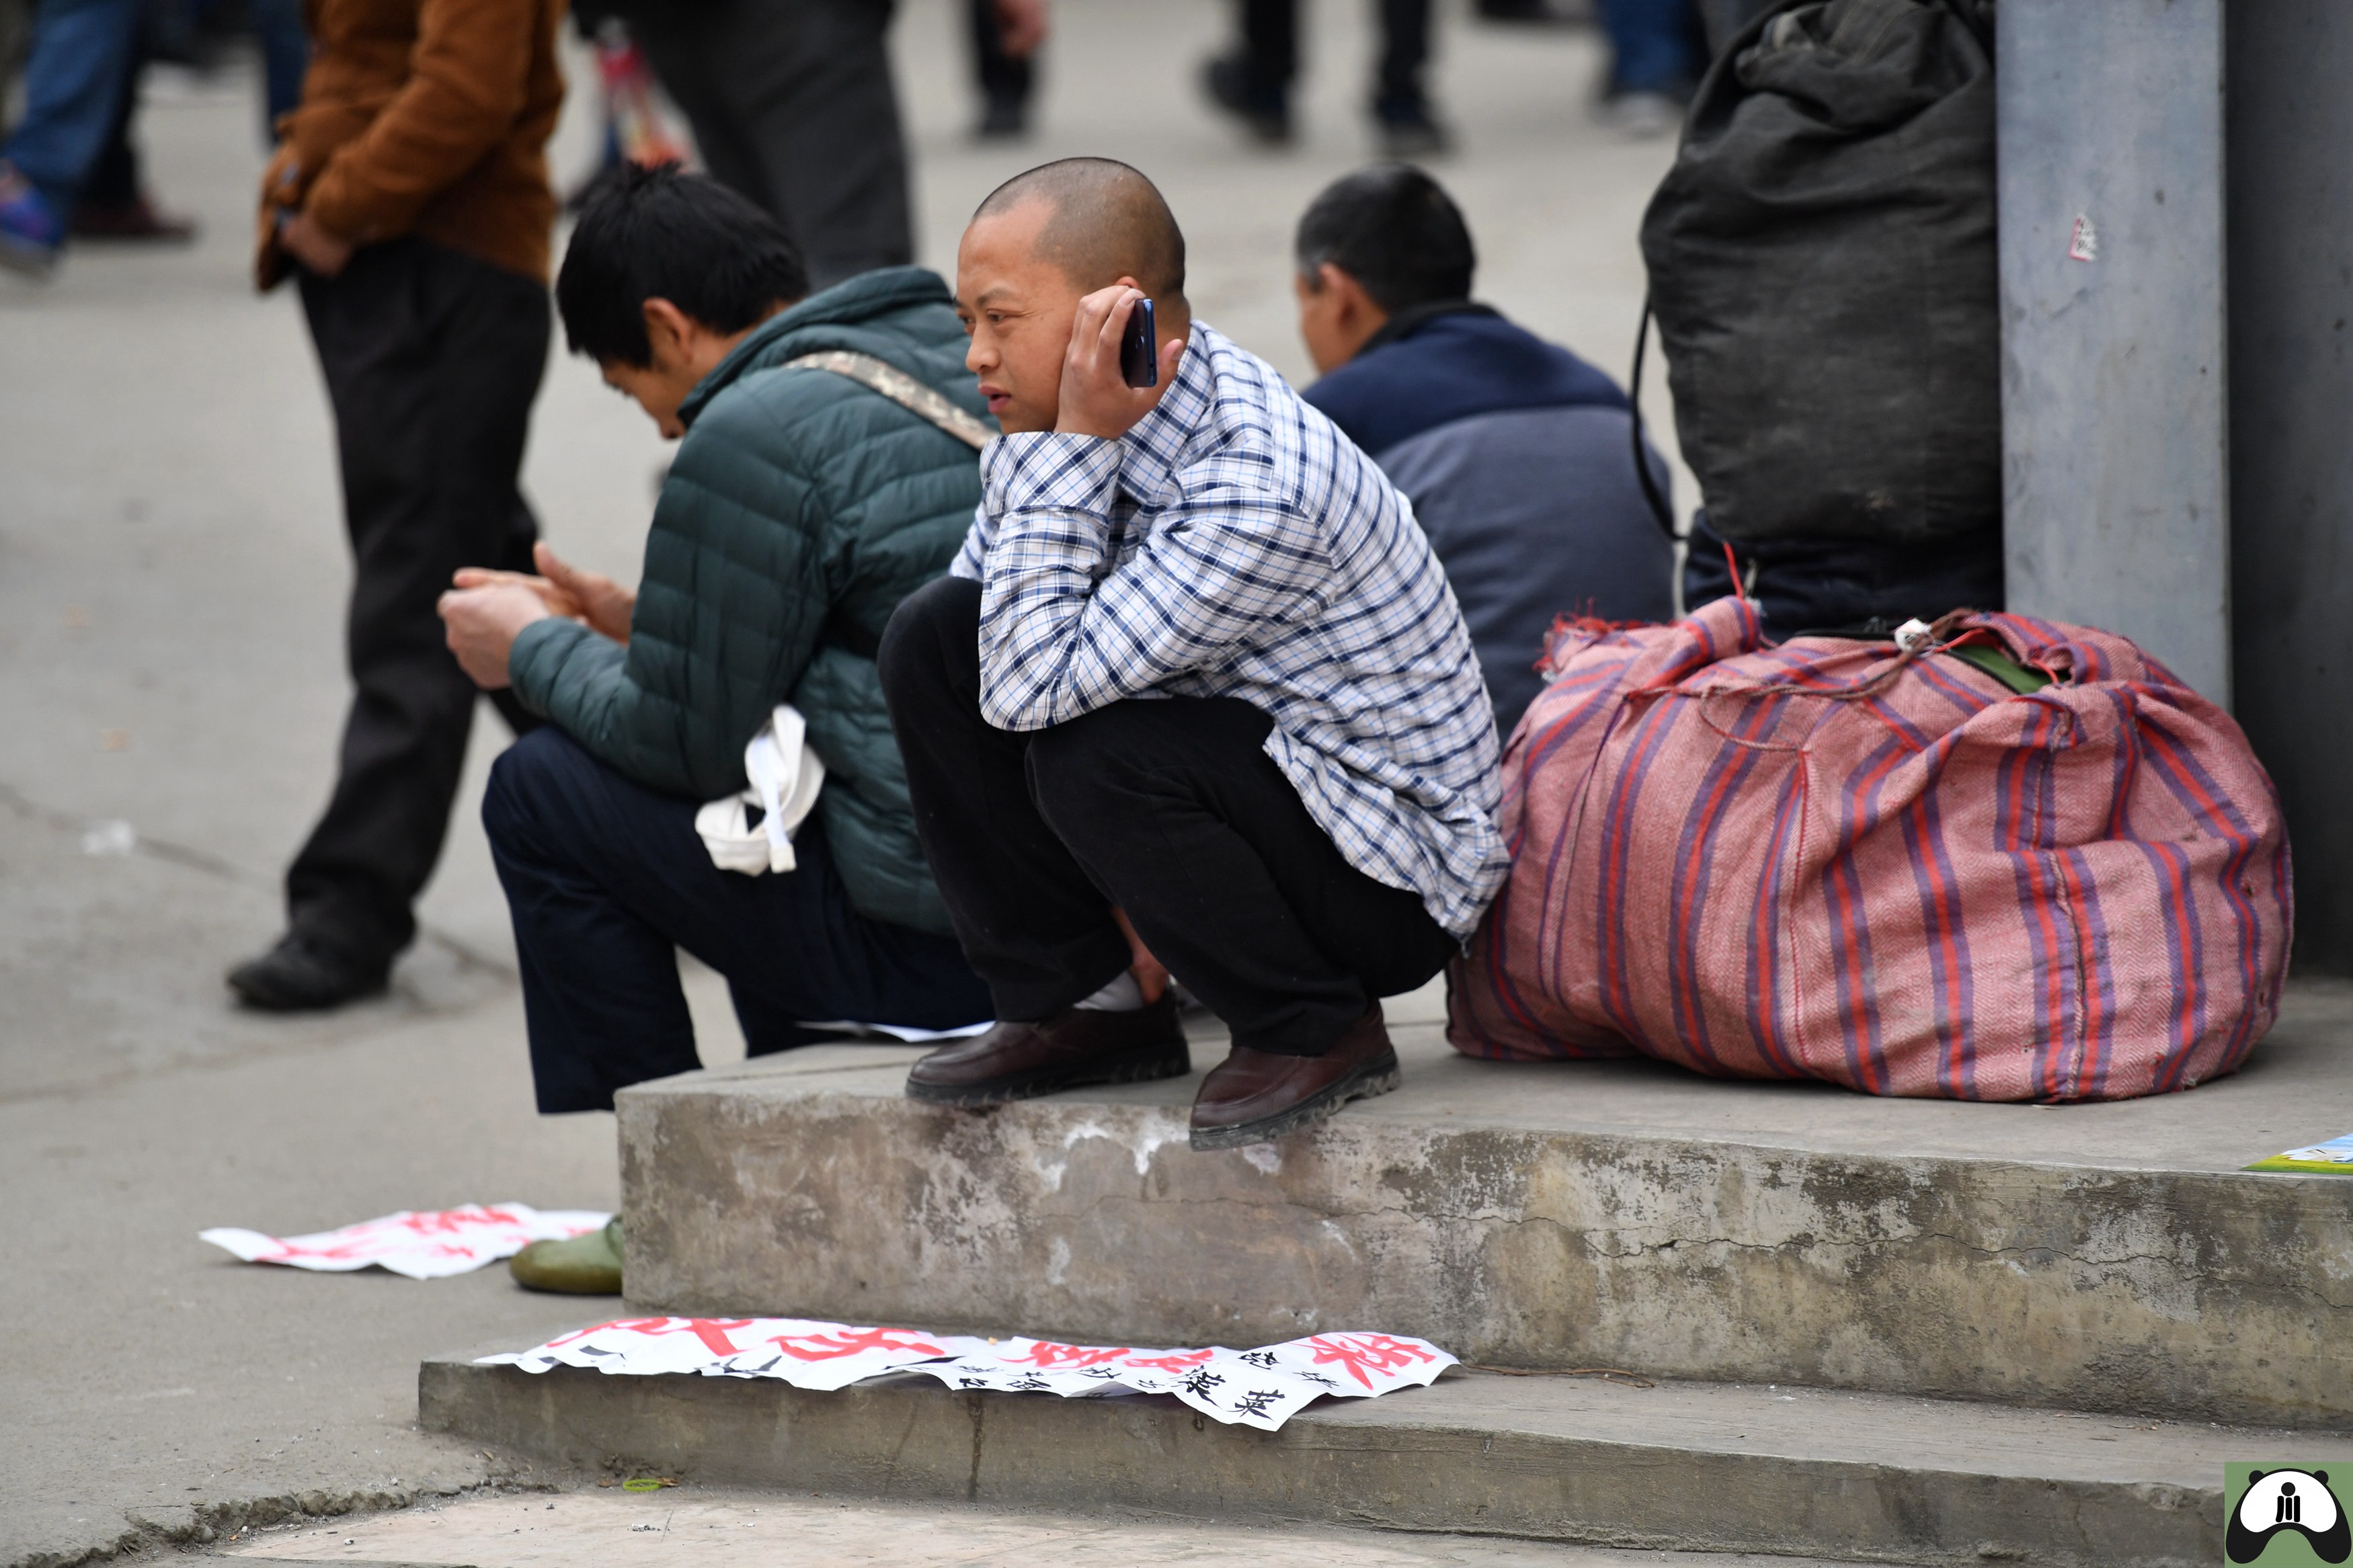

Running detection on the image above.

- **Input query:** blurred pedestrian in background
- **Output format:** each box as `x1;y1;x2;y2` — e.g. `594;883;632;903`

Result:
969;0;1044;140
561;8;688;210
229;0;563;1010
1596;0;1705;135
248;0;311;132
67;3;201;243
602;0;912;289
1201;0;1447;156
0;0;305;272
0;0;149;273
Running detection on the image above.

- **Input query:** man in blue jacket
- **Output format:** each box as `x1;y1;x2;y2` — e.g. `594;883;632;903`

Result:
436;167;990;1122
1295;165;1675;733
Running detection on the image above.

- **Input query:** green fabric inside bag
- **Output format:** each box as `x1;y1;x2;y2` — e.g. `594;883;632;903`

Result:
1947;643;2052;694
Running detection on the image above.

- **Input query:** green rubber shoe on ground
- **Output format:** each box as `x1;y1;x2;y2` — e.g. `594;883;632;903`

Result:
509;1217;623;1295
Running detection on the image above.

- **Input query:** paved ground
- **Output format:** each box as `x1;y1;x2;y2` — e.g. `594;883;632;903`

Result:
1;3;1681;1564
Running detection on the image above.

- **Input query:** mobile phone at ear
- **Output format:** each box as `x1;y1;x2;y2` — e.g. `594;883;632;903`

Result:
1119;297;1157;388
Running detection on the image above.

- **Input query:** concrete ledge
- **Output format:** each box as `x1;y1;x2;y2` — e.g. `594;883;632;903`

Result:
420;1351;2339;1567
615;987;2353;1428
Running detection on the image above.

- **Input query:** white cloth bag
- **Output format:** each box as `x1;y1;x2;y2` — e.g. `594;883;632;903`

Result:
694;704;826;875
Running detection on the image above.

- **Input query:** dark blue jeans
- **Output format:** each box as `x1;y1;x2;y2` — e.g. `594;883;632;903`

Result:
2;0;143;213
483;727;991;1113
1599;0;1704;97
253;0;312;132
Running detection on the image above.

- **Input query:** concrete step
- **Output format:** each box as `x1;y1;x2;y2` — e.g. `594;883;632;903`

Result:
419;1349;2348;1567
614;979;2353;1429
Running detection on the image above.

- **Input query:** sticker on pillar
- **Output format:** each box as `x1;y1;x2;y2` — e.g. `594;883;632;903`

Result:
2069;213;2098;263
2225;1464;2350;1563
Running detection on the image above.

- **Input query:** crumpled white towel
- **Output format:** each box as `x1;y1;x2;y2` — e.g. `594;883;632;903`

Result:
694;704;826;875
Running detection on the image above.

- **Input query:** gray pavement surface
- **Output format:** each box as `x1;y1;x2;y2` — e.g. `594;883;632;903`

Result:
1;3;1680;1563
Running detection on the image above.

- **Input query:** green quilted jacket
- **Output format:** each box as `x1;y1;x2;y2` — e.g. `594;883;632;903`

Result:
508;266;987;934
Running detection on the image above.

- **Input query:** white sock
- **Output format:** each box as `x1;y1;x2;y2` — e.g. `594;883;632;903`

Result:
1073;971;1146;1012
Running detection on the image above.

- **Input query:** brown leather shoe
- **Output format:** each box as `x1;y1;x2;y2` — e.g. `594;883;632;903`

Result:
71;194;198;243
906;993;1191;1106
1189;1005;1400;1151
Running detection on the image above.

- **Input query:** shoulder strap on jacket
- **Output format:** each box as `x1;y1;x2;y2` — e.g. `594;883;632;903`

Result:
785;350;994;450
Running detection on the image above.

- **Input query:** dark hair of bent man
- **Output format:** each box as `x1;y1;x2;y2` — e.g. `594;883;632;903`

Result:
556;163;810;367
1294;163;1476;315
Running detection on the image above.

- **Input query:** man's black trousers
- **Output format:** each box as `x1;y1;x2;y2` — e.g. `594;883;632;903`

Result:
483;727;992;1113
290;239;547;968
877;575;1455;1057
619;0;911;290
1237;0;1431;114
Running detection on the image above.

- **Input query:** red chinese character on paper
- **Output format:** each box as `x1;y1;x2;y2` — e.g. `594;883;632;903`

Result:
547;1318;669;1348
1000;1342;1133;1370
768;1325;946;1361
1119;1349;1215;1373
548;1317;754;1356
644;1319;758;1356
1302;1334;1437;1389
269;1241;372;1262
398;1206;519;1235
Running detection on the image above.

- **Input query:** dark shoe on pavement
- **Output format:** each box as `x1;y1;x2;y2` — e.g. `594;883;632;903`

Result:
226;933;390;1012
71;193;199;243
1476;0;1590;23
975;91;1029;140
1201;53;1291;144
906;994;1191;1106
1375;98;1453;159
510;1217;623;1295
1189;1003;1400;1151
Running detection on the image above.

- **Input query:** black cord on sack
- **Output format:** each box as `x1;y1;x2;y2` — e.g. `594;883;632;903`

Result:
1629;296;1679;546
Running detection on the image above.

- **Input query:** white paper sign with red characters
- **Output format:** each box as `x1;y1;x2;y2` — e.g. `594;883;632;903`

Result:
477;1318;1456;1431
200;1204;611;1280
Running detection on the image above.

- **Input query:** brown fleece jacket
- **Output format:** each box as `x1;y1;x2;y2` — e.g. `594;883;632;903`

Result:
256;0;565;288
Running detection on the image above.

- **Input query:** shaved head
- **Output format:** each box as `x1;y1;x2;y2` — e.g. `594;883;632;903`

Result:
974;158;1187;306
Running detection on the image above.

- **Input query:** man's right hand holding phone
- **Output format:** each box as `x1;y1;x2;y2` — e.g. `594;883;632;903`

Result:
1053;278;1184;442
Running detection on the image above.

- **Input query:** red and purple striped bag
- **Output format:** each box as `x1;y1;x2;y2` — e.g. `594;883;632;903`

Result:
1447;597;2290;1100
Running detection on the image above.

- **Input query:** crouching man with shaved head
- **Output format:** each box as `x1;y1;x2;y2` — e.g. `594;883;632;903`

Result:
877;158;1506;1150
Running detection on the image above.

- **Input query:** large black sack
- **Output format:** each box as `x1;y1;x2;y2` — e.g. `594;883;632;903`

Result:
1641;0;1999;566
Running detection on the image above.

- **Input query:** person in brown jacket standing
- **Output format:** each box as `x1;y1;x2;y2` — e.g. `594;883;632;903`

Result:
229;0;565;1009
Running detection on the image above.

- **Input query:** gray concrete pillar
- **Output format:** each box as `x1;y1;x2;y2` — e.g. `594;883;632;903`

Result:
1997;0;2232;703
2227;1;2353;973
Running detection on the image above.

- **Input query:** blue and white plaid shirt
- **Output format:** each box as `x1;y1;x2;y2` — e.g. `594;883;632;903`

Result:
951;321;1507;939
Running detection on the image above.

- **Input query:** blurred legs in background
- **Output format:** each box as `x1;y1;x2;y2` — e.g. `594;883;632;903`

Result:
563;13;688;212
1202;0;1447;157
1595;0;1703;135
0;0;141;272
69;7;198;242
617;0;910;290
249;0;307;130
967;0;1033;140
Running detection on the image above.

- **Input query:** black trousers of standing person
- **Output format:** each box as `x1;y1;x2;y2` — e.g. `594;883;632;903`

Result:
287;238;548;970
619;0;911;290
878;577;1457;1058
969;0;1031;117
1238;0;1431;115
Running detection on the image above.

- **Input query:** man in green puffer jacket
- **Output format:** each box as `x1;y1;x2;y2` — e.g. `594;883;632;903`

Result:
436;166;991;1120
